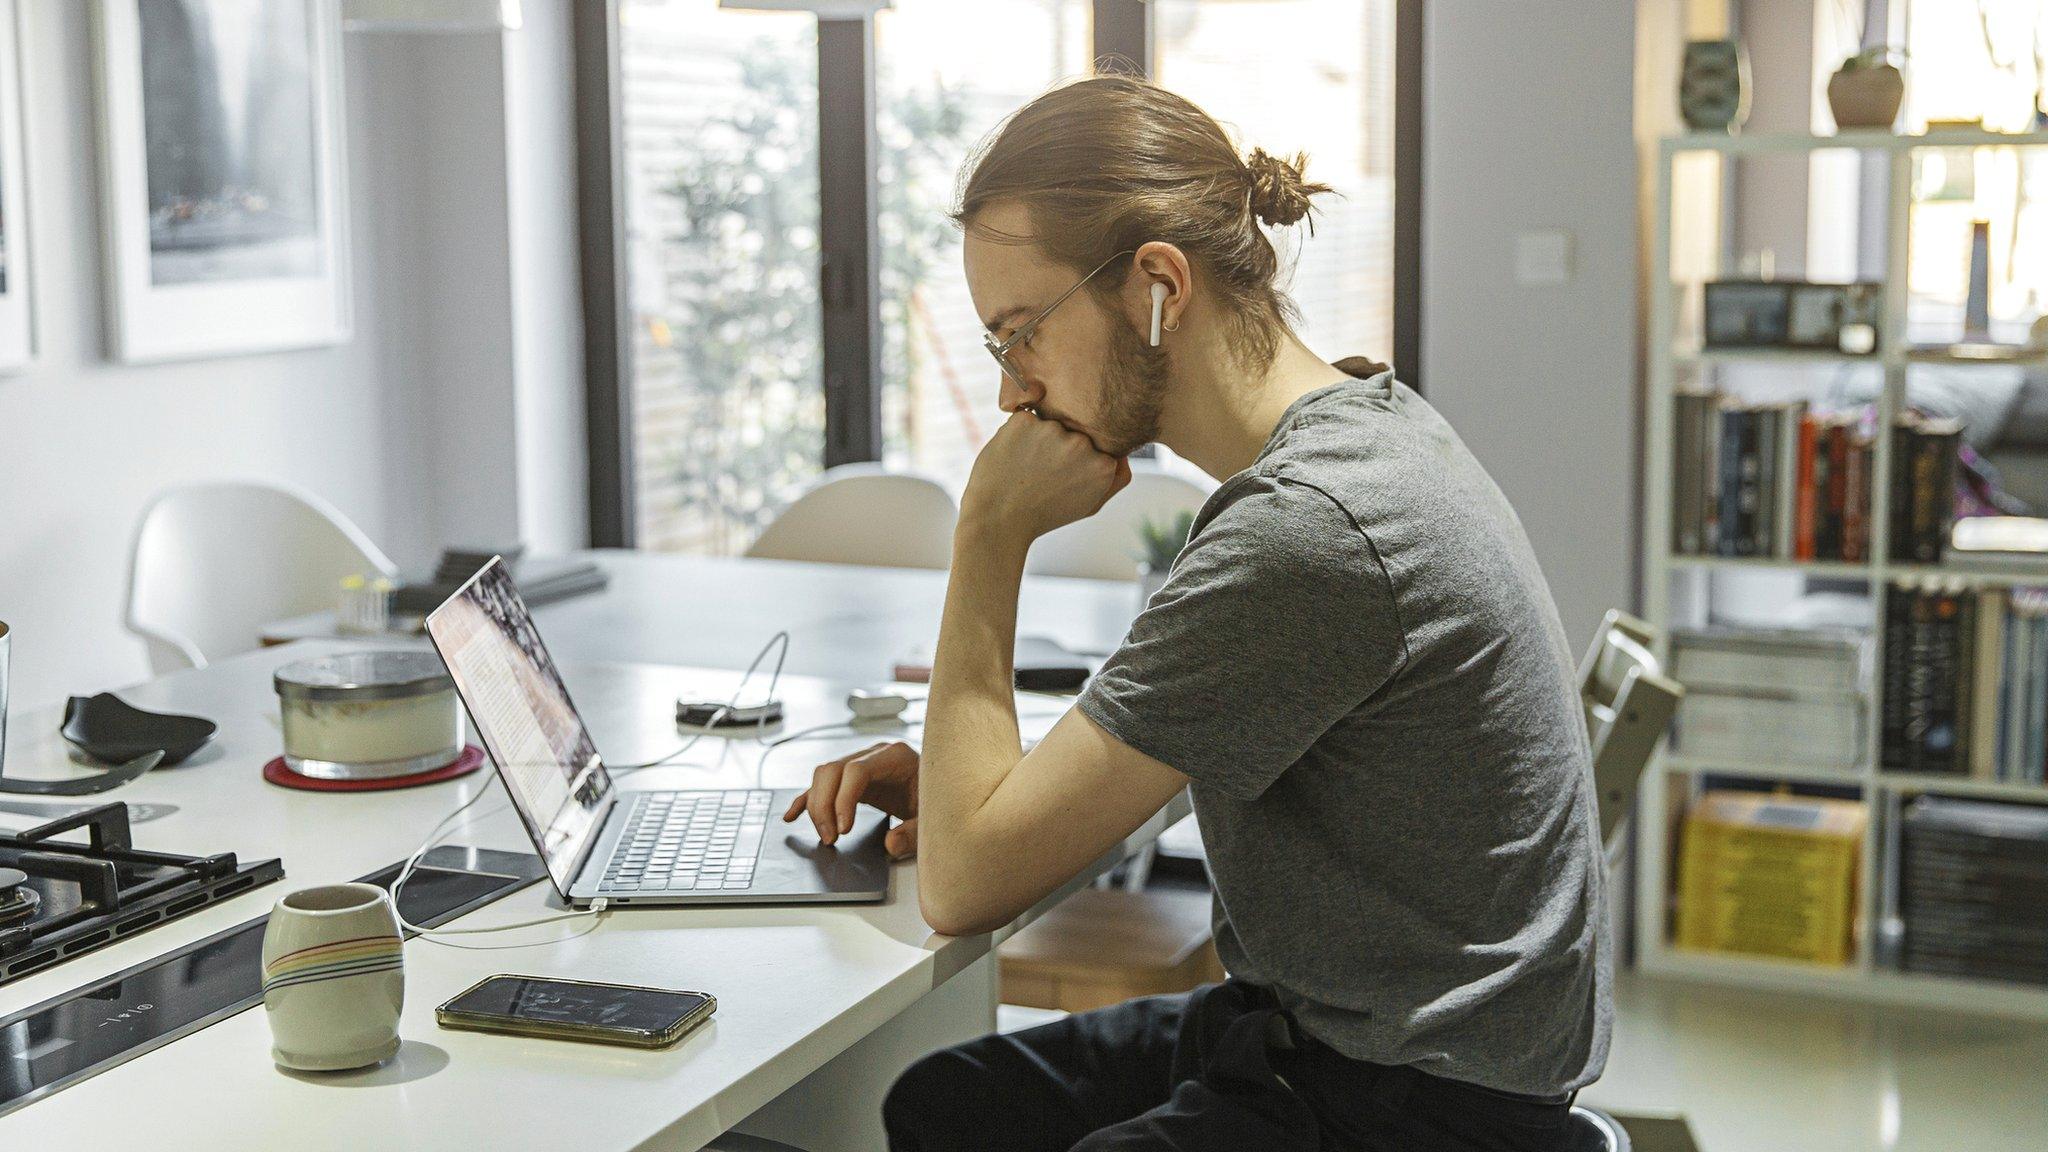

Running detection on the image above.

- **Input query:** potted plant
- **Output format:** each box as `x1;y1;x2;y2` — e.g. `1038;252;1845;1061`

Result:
1135;510;1196;611
1828;46;1906;131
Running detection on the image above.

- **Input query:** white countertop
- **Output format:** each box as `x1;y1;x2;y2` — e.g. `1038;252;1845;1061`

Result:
0;556;1176;1149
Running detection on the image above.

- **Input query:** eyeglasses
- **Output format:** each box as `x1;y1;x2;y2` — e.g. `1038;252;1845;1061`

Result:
982;250;1136;388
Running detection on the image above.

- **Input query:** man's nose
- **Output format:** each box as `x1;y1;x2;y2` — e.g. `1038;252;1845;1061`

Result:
997;373;1043;415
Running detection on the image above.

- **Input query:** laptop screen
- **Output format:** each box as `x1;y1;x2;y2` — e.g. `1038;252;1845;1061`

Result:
425;558;611;895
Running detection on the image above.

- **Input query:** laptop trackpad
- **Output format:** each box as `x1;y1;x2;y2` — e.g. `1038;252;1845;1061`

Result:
760;803;892;899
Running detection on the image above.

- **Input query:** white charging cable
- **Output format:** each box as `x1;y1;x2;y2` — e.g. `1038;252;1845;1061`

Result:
390;629;794;944
387;777;600;945
609;630;792;772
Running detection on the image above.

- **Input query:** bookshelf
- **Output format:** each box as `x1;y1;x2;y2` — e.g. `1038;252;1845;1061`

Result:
1641;129;2048;1019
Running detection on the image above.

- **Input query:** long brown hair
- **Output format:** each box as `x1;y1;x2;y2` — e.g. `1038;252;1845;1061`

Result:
954;74;1334;369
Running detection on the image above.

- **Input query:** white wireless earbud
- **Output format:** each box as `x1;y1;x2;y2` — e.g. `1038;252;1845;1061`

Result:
1149;282;1169;347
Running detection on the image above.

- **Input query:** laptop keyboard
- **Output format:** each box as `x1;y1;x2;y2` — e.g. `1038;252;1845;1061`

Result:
600;790;772;892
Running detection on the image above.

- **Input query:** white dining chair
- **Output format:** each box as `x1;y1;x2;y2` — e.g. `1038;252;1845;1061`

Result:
1025;463;1212;582
745;463;958;571
125;481;399;673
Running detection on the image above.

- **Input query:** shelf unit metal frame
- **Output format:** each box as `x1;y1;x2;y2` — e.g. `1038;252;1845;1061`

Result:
1642;127;2048;1017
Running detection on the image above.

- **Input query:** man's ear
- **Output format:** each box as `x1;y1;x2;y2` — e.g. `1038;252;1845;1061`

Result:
1132;242;1191;336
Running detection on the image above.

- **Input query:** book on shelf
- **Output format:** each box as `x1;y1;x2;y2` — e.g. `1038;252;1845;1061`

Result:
1952;516;2048;559
1888;413;1964;564
1723;405;1752;556
1670;395;1965;565
1674;389;1711;555
1752;406;1777;558
1841;422;1870;562
1671;626;1867;697
1970;588;2007;781
1674;690;1864;770
1901;796;2048;986
1676;790;1865;967
1883;580;2048;783
1669;395;1871;563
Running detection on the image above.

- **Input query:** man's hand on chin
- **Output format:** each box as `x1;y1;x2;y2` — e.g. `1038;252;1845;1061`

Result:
956;410;1133;561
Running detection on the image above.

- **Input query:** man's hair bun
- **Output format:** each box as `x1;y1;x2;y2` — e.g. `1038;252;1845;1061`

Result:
1244;148;1331;229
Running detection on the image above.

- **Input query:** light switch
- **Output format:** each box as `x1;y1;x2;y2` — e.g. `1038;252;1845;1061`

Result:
1514;230;1574;286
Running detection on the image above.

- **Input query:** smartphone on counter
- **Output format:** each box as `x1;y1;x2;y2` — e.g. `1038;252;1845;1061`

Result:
436;975;716;1049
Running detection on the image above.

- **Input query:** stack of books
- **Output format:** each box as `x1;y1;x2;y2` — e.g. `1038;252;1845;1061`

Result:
1671;627;1867;771
1672;394;1850;559
1900;796;2048;986
1676;790;1866;966
1881;581;2048;784
1671;392;1962;563
1888;413;1965;564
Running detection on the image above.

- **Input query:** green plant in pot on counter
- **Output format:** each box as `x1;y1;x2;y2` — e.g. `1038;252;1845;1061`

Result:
1135;510;1197;607
1828;46;1906;131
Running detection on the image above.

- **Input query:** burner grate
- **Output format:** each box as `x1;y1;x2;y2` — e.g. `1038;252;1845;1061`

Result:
0;804;282;986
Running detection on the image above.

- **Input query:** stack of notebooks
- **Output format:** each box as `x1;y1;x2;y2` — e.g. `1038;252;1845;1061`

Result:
392;548;610;616
1881;581;2048;784
1900;796;2048;985
1671;391;1962;563
1671;627;1868;771
1677;790;1866;966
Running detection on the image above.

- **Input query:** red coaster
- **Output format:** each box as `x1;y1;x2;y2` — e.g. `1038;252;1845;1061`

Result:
263;745;486;793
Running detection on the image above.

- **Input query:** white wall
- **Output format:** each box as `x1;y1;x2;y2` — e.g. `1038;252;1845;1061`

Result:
0;5;587;713
1420;0;1641;651
0;3;414;711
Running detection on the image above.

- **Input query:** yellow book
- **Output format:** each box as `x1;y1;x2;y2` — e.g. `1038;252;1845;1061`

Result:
1676;790;1865;966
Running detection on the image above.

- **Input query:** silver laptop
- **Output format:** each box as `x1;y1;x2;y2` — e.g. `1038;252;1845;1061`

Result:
425;557;890;907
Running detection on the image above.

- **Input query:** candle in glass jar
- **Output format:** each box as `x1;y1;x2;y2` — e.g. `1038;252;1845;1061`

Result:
274;652;463;780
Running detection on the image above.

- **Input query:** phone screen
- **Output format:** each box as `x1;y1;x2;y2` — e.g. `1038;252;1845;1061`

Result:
443;977;711;1037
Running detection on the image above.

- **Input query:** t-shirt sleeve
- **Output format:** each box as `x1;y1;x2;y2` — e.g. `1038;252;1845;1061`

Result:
1077;474;1407;801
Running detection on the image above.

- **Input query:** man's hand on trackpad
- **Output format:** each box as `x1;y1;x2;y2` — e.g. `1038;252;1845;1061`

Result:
783;740;921;859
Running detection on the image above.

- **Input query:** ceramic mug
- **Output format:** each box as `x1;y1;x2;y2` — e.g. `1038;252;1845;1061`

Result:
261;883;405;1071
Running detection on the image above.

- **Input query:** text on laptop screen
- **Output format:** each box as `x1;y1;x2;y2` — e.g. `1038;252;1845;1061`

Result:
426;559;611;894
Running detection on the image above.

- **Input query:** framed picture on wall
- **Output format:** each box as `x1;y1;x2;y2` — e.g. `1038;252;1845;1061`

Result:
92;0;350;364
0;0;36;372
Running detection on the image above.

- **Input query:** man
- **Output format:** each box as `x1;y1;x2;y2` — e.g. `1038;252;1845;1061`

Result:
783;75;1609;1151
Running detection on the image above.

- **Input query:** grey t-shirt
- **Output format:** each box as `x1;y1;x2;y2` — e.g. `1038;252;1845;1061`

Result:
1077;360;1611;1097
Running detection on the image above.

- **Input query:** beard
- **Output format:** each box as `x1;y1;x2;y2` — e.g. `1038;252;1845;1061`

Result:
1091;318;1171;457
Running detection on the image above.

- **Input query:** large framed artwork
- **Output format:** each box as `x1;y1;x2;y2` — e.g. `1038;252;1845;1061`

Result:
0;0;35;372
93;0;349;363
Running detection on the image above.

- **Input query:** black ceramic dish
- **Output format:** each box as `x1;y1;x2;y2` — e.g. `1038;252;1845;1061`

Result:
59;694;216;767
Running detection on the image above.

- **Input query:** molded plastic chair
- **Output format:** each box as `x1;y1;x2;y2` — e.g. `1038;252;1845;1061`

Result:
1578;609;1685;847
1567;609;1684;1152
126;481;398;673
745;463;958;571
1025;463;1212;582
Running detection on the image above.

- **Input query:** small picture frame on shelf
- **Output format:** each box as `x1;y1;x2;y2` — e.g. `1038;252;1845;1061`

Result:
1703;280;1790;347
1705;279;1882;353
1785;283;1846;348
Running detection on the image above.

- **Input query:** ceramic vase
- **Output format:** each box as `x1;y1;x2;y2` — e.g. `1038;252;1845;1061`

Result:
261;883;405;1071
1680;40;1750;132
1828;63;1905;130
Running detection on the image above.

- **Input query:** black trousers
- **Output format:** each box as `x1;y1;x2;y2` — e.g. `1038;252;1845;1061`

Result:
882;980;1575;1152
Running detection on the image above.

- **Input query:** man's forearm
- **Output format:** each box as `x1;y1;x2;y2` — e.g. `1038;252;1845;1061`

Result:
918;524;1031;924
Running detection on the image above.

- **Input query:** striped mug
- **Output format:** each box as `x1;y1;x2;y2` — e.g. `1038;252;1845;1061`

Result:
261;883;405;1071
